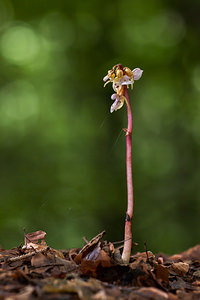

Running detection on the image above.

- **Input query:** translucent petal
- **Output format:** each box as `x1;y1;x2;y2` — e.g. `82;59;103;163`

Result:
110;98;124;113
115;75;133;86
132;68;143;80
103;75;109;82
111;93;120;101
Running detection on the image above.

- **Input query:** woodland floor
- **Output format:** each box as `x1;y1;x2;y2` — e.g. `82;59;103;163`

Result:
0;230;200;300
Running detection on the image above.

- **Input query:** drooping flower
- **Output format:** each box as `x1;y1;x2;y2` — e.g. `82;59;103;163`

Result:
104;66;143;91
103;64;143;113
110;93;127;113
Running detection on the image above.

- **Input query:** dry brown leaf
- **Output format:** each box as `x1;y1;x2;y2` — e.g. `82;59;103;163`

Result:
193;270;200;278
130;251;155;269
84;242;101;261
23;230;47;250
25;230;46;244
74;231;106;264
30;252;53;273
81;250;112;277
155;264;169;284
170;262;189;276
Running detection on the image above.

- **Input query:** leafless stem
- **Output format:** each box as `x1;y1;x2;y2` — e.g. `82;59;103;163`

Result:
121;86;134;264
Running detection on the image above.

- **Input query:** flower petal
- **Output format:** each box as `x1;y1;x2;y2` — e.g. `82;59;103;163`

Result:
112;81;120;91
132;68;143;80
103;75;110;82
110;97;124;113
121;75;134;85
111;93;119;101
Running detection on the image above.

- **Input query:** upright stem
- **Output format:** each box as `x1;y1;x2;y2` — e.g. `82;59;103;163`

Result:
121;87;133;264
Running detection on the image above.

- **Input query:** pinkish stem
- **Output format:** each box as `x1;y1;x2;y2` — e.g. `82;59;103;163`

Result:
121;86;133;264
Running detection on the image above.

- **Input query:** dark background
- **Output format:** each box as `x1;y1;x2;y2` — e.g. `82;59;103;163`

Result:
0;0;199;254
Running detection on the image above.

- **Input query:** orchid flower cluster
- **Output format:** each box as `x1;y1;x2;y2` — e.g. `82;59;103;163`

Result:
103;64;143;113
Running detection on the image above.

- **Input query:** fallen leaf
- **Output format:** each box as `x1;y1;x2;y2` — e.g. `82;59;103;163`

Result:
23;230;47;250
170;262;189;276
75;230;106;260
130;251;155;269
193;270;200;278
81;250;112;277
84;242;101;261
30;252;53;273
155;264;169;284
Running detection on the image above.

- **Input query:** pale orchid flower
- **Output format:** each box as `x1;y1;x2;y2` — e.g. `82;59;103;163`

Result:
104;67;143;92
110;93;127;113
113;68;143;91
104;65;143;113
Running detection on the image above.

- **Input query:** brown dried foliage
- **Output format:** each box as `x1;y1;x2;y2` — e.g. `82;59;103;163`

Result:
0;231;200;299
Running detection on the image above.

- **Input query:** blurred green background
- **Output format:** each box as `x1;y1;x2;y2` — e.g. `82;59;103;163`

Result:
0;0;199;254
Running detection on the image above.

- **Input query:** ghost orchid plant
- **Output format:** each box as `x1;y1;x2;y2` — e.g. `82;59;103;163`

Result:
103;64;143;264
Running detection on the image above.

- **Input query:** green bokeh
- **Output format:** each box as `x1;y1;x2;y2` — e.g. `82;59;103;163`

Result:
0;0;199;254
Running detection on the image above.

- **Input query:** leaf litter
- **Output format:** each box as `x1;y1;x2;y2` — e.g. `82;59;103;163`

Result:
0;230;200;299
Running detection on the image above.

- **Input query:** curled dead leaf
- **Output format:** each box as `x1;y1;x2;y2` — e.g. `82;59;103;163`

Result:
23;230;47;250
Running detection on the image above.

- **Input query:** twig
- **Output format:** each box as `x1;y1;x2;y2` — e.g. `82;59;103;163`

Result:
7;246;49;263
82;236;89;244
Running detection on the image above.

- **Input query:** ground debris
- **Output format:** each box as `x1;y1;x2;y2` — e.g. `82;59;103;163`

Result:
0;230;200;299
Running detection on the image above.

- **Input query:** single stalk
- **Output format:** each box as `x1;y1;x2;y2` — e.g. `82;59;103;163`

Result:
121;86;133;264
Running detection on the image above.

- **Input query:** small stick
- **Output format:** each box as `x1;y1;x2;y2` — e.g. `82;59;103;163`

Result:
7;246;49;263
83;236;89;244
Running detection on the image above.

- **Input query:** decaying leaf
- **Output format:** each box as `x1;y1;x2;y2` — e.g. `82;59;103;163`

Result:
81;249;112;277
193;270;200;278
74;231;106;264
0;229;200;300
130;251;155;269
155;264;169;284
170;262;189;276
23;230;47;250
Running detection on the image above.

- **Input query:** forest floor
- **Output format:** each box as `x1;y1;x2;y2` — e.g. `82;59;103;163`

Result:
0;230;200;300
